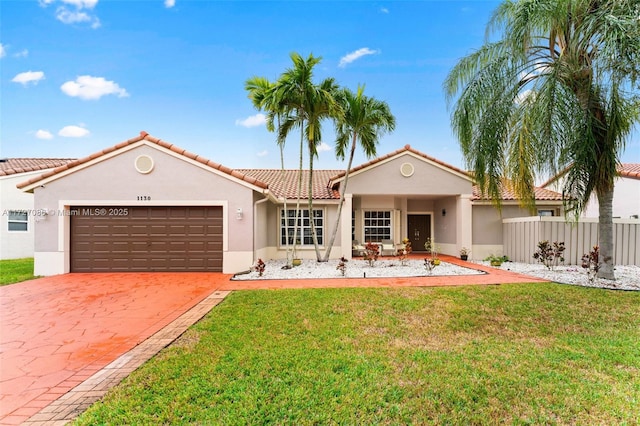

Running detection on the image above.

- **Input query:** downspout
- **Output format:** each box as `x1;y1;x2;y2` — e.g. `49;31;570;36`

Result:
253;194;271;263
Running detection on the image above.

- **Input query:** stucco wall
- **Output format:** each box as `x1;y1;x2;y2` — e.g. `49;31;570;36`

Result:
30;143;259;274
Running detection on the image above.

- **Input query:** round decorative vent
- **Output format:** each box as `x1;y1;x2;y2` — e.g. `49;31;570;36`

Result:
400;162;414;177
135;155;154;174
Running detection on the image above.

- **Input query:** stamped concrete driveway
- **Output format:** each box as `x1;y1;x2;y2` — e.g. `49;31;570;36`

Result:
0;272;229;425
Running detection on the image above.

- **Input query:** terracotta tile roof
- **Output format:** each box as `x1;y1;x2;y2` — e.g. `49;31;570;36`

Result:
16;132;269;191
238;169;342;200
0;158;75;177
329;144;471;183
472;182;564;201
619;163;640;179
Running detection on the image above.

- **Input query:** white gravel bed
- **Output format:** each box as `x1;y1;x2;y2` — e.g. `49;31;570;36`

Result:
233;258;484;280
482;261;640;291
234;258;639;291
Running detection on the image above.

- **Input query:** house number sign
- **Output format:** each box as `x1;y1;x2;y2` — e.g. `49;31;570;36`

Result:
137;195;151;201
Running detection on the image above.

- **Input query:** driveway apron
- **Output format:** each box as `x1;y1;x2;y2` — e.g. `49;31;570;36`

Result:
0;272;227;425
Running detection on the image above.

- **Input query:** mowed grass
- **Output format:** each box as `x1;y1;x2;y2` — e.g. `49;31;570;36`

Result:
0;258;37;286
75;283;640;425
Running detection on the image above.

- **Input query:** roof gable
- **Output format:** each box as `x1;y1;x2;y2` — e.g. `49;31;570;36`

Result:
17;132;269;192
329;144;472;186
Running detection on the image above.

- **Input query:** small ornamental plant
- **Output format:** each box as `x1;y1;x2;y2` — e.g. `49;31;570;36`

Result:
363;242;380;267
397;238;412;265
581;245;600;283
336;256;347;276
254;258;266;277
533;240;565;270
424;257;439;274
459;247;470;260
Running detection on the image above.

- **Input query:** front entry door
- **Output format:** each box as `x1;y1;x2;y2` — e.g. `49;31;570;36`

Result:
408;214;431;252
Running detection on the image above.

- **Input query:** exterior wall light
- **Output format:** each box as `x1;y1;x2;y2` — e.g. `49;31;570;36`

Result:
236;207;243;220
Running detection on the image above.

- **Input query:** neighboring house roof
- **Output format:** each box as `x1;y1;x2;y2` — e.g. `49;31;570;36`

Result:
238;169;342;200
16;132;269;191
619;163;640;180
0;158;75;176
540;163;640;188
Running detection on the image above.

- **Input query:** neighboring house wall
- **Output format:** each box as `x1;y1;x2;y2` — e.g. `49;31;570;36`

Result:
28;143;259;275
0;170;49;259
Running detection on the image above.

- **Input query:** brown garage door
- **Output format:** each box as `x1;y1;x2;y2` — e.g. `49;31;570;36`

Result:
70;206;223;272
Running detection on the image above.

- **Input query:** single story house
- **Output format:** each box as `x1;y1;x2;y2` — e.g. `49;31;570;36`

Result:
1;158;75;259
18;132;564;275
542;163;640;219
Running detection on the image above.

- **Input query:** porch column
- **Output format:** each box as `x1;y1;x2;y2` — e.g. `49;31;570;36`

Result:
456;194;473;255
341;194;353;260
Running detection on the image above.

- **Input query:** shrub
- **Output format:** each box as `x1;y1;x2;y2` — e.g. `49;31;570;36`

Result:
254;258;266;277
581;245;599;282
533;240;565;270
363;242;380;267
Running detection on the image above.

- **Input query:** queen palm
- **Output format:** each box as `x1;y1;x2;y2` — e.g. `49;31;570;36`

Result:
322;85;396;261
445;0;639;279
276;52;341;261
245;76;297;265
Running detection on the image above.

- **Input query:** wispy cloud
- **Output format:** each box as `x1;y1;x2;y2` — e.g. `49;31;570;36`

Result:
339;47;378;68
35;129;54;139
12;71;45;85
380;7;389;14
40;0;101;28
14;49;29;58
61;75;129;100
58;125;90;137
164;0;176;8
235;113;266;128
256;150;268;157
0;43;5;58
317;142;331;152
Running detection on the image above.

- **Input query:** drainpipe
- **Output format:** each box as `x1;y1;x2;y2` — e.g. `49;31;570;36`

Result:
253;195;270;263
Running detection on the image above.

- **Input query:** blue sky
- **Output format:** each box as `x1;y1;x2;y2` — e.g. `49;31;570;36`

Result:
2;0;638;171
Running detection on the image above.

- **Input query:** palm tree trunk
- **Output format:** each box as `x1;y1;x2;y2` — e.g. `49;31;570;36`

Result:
322;133;358;261
292;124;304;260
279;143;291;266
596;187;615;280
308;141;323;261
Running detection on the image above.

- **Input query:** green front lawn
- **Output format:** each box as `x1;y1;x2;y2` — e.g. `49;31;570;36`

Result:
0;258;37;286
75;283;640;425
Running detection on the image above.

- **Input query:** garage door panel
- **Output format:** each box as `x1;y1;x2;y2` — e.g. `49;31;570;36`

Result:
71;206;223;272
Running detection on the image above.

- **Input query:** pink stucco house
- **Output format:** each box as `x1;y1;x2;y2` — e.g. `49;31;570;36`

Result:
18;132;564;275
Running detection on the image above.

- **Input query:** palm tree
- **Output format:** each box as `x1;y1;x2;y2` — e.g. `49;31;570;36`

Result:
245;76;296;265
444;0;639;279
277;52;341;260
322;85;396;261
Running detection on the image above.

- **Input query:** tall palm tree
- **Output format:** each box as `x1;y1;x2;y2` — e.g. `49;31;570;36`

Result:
444;0;639;279
277;52;341;260
245;76;296;265
322;85;396;261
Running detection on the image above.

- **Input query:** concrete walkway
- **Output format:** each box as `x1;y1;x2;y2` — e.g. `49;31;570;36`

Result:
0;258;548;425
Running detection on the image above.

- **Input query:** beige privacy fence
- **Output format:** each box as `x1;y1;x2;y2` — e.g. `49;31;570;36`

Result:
503;216;640;266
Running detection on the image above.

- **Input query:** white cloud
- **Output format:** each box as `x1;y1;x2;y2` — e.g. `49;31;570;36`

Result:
257;150;268;157
165;0;176;8
380;7;389;13
0;43;5;58
14;49;29;58
12;71;45;85
317;142;331;152
235;113;266;128
339;47;379;68
61;0;98;8
40;0;100;28
61;75;129;100
35;130;54;139
58;125;90;137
